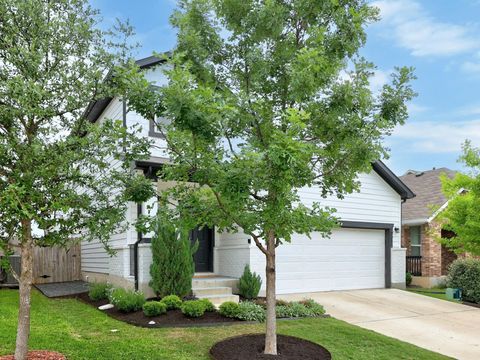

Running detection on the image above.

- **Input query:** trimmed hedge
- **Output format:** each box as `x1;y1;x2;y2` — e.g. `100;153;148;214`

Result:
109;288;145;313
143;301;167;317
219;301;239;318
181;300;206;317
447;258;480;303
199;298;215;312
160;295;183;310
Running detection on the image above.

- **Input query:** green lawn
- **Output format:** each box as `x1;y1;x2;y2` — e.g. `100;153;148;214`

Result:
407;288;459;302
0;290;449;360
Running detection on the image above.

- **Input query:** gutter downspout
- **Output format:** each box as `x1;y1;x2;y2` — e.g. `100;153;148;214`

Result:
134;202;142;291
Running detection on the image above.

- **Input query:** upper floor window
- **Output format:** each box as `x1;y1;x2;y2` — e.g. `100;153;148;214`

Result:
149;116;169;138
410;226;421;256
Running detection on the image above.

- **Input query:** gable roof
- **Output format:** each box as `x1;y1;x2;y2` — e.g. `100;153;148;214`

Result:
399;167;457;224
83;55;166;123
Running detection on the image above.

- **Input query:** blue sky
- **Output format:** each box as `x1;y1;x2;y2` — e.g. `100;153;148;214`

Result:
92;0;480;176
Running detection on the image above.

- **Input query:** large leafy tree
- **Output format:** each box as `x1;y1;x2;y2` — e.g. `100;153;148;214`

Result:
439;141;480;255
0;1;150;359
128;0;415;355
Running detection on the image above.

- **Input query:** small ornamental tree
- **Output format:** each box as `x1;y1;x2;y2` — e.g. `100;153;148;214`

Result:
438;141;480;255
0;1;151;359
149;213;197;298
128;0;415;354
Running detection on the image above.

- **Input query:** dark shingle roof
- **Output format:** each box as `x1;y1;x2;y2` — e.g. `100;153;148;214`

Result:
400;168;457;222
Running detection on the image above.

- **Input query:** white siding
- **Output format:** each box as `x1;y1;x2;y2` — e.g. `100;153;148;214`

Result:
298;171;402;247
81;98;130;275
214;229;250;278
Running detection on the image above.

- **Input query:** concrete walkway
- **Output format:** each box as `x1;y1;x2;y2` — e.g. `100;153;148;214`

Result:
35;280;88;298
279;288;480;360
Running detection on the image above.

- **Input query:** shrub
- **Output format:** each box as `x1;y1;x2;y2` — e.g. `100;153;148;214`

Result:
447;258;480;303
219;301;240;318
109;288;145;313
276;302;311;318
238;265;262;300
299;299;325;316
88;282;112;301
160;295;183;310
149;217;197;298
236;301;266;322
143;301;167;317
406;272;412;286
181;300;206;317
199;298;215;312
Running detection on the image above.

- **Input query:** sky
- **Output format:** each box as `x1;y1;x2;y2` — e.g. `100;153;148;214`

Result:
92;0;480;176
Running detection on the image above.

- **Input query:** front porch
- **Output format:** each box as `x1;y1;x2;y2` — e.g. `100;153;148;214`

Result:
192;274;239;305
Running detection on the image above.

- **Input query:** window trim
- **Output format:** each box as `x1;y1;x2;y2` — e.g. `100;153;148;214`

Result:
148;118;165;138
410;225;422;256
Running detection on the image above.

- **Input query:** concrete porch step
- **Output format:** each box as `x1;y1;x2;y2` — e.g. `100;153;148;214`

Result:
198;294;240;306
192;286;233;297
192;277;239;292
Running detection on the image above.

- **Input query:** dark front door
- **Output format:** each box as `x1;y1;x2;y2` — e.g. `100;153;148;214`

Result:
190;227;214;272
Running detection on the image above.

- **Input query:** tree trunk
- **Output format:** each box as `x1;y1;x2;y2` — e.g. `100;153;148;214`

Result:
264;230;277;355
15;219;34;360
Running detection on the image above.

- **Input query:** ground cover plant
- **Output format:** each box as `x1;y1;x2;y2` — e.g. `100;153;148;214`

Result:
0;290;449;360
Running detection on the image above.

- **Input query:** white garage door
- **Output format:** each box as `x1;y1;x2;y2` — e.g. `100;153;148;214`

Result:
275;228;385;294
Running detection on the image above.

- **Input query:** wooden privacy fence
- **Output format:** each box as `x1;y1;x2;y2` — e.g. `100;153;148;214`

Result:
33;245;81;284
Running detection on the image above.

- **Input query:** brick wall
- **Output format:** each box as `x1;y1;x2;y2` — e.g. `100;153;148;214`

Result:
421;223;442;277
402;223;444;277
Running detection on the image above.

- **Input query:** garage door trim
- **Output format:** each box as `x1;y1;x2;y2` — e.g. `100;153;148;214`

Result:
340;221;393;288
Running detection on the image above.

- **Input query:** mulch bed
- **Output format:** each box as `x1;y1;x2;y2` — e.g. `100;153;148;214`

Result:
210;334;331;360
0;351;66;360
64;292;240;328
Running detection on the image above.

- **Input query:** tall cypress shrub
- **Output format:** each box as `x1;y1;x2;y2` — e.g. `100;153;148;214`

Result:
149;219;197;298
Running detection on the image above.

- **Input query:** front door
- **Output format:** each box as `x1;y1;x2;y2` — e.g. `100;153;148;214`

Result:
190;227;214;272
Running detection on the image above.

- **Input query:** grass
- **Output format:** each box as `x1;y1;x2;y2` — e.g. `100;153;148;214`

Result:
0;289;450;360
407;287;458;302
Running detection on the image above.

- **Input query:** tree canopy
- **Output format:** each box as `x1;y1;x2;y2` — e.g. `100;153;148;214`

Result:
0;1;151;358
127;0;416;355
439;141;480;255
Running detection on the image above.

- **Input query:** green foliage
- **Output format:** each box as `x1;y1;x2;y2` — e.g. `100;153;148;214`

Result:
299;299;326;316
160;295;183;310
447;259;480;303
218;301;240;318
438;141;480;255
142;301;167;317
238;265;262;300
236;301;266;322
181;300;206;317
149;215;197;298
108;288;146;313
88;283;112;301
127;0;415;350
124;174;156;203
276;302;318;318
406;273;413;286
199;298;215;312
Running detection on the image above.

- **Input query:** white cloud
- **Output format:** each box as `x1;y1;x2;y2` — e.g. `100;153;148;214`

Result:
391;119;480;153
461;61;480;74
370;69;390;93
372;0;480;57
407;103;429;115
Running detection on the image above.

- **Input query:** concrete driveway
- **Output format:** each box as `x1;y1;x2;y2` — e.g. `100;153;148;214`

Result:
279;289;480;360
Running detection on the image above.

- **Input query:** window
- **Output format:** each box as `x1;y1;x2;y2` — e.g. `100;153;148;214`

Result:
410;226;421;256
149;116;169;138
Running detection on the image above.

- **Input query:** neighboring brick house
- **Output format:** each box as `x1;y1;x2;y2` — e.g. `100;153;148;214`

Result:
400;168;457;287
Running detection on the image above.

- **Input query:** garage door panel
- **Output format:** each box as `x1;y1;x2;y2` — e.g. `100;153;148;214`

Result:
275;228;385;294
